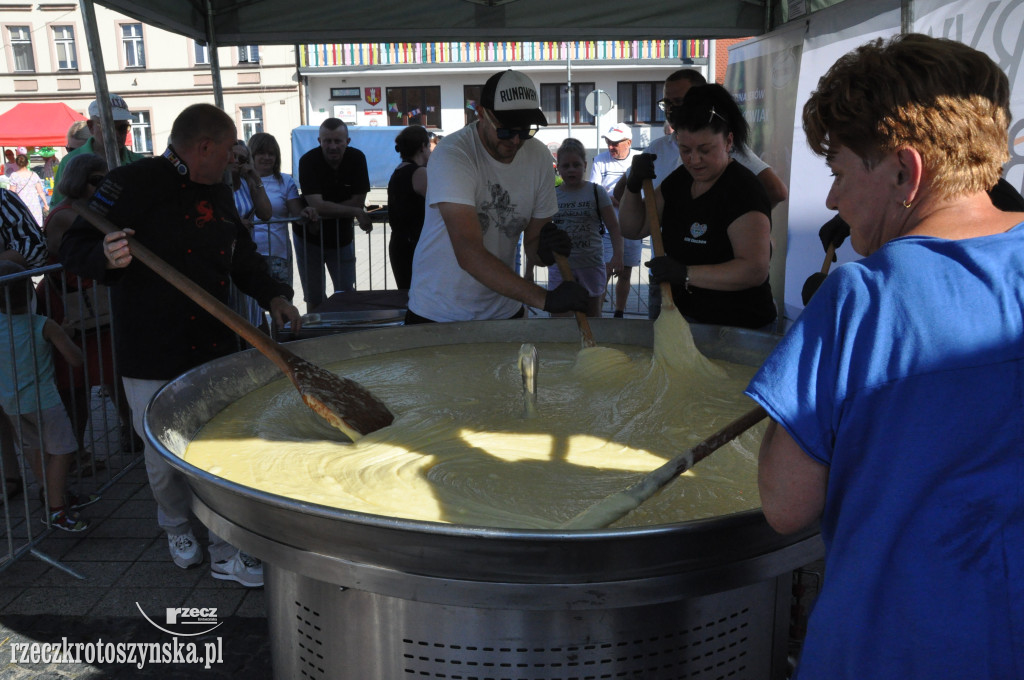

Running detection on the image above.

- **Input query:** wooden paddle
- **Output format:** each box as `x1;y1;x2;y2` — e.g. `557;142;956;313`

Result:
800;243;836;305
71;200;394;441
642;178;676;311
553;253;595;348
560;405;768;529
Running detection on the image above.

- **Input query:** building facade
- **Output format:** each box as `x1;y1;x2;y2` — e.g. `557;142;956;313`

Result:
0;2;302;170
2;4;737;173
298;39;714;156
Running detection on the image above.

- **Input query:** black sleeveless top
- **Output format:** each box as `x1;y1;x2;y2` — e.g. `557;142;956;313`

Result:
387;163;425;244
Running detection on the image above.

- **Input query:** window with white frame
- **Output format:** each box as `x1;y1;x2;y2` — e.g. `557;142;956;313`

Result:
240;106;263;140
130;111;153;155
193;40;210;65
121;23;145;68
53;25;77;70
238;45;260;64
9;26;35;72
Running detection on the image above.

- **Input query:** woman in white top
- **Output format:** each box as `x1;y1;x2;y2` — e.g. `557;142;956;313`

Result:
8;152;48;227
248;132;318;289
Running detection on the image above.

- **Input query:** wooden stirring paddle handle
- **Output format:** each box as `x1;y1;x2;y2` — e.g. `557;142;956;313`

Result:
553;252;596;348
642;178;675;310
821;243;836;274
72;200;292;376
561;405;768;530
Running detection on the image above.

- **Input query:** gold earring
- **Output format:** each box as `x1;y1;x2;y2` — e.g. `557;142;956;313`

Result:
902;199;912;209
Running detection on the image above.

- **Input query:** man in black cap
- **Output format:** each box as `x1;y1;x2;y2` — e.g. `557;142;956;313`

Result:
405;69;587;323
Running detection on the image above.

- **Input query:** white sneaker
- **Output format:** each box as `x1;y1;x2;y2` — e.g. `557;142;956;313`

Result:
168;530;203;569
211;550;263;588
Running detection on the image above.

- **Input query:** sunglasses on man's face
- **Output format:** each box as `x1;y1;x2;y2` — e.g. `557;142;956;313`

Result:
657;97;685;112
87;174;105;186
483;109;538;141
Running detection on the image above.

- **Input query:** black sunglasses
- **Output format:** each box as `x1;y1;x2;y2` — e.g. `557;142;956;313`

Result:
657;97;685;112
484;109;538;141
87;174;105;186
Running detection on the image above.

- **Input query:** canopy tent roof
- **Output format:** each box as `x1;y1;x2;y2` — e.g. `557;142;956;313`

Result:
0;103;86;148
93;0;769;44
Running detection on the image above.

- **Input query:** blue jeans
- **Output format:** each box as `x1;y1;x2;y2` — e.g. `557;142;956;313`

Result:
292;236;356;308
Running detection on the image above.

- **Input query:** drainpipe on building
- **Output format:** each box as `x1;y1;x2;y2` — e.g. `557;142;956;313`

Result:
295;46;307;127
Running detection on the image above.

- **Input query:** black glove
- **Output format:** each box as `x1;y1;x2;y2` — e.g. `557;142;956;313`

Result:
543;281;589;314
818;215;850;260
801;272;828;306
645;256;688;286
626;153;657;193
537;222;571;266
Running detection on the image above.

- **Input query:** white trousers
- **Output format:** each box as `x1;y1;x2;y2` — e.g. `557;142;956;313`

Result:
122;377;235;563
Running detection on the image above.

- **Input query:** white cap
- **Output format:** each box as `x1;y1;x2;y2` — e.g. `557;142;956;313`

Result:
88;94;133;121
603;123;632;143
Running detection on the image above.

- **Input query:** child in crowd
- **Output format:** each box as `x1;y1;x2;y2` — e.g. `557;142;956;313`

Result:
547;138;623;317
0;262;95;531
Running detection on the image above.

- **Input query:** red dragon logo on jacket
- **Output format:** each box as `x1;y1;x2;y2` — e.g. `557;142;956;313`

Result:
195;200;215;228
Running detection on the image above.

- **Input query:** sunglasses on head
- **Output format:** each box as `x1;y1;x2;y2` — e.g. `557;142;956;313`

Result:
483;109;538;141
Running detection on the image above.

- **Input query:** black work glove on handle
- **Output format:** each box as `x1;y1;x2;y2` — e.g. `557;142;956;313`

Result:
537;222;571;267
626;153;657;193
645;256;688;286
818;215;850;261
543;281;589;314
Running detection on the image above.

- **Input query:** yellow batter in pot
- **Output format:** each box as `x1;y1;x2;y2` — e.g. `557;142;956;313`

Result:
185;314;764;529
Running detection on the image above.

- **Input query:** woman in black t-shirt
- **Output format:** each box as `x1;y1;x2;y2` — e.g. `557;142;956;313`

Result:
619;84;775;329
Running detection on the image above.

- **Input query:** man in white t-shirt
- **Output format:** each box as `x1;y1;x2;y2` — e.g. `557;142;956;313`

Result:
589;123;640;318
406;69;588;323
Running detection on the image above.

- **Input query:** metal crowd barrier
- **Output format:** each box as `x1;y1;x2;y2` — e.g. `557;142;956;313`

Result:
1;264;139;577
279;212;654;318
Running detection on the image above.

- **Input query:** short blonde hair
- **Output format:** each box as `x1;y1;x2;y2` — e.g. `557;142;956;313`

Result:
803;33;1010;200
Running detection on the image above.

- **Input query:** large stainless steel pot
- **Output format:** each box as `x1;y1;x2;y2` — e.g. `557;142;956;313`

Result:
146;319;823;680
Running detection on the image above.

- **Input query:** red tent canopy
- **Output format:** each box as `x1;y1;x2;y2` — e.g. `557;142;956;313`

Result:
0;102;86;148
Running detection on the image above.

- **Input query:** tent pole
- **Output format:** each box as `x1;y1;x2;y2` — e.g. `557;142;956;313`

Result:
566;47;573;138
78;0;122;170
901;0;915;33
206;0;226;109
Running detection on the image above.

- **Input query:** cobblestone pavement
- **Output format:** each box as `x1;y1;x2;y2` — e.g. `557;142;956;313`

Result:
1;400;272;679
